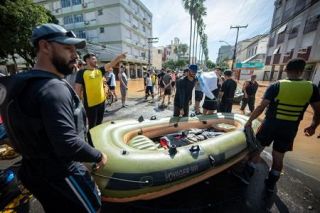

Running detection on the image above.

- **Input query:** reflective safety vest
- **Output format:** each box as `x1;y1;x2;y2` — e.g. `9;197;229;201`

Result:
273;79;313;121
83;69;106;107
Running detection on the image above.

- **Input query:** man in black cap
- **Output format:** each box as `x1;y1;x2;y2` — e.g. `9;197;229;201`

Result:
0;23;107;212
219;70;237;112
173;64;198;117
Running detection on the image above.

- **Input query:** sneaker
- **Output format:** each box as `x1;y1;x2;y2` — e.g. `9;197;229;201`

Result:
232;164;255;185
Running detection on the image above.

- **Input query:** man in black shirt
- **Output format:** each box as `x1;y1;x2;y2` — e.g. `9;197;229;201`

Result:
219;70;237;112
234;58;320;194
240;74;259;113
173;65;198;117
0;23;107;212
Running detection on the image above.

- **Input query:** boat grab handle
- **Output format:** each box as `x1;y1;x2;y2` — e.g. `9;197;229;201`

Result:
92;172;150;184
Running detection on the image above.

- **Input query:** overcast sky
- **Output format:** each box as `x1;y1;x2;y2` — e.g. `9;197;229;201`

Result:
140;0;275;62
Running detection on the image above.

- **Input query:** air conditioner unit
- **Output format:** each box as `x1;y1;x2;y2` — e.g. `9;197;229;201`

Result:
82;3;87;8
297;48;307;54
84;21;90;25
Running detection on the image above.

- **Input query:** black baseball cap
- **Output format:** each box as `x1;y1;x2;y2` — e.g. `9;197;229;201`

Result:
31;23;86;49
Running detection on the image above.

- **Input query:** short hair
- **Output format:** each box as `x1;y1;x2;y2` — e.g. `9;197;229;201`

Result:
83;53;96;62
224;70;232;76
183;69;189;73
286;58;306;72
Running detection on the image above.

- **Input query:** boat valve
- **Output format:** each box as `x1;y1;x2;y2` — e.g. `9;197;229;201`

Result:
189;145;200;153
169;145;177;156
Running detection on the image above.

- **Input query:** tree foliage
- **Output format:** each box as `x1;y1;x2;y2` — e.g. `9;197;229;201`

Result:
206;60;215;69
0;0;58;69
163;59;187;70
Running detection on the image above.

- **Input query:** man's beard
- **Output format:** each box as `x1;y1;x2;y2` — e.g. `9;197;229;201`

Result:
51;55;76;76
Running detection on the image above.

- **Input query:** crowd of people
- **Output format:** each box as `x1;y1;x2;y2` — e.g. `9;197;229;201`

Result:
0;23;319;213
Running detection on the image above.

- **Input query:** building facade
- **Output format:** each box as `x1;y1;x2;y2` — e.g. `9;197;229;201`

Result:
264;0;320;84
216;45;233;64
152;47;163;70
34;0;153;79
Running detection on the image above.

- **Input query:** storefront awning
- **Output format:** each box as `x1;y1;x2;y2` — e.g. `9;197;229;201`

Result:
277;24;287;34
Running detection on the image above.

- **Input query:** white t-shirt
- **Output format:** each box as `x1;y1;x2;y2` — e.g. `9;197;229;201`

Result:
146;76;152;86
108;72;116;87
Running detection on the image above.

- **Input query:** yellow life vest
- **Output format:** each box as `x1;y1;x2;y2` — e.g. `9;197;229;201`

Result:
83;69;106;107
275;79;313;121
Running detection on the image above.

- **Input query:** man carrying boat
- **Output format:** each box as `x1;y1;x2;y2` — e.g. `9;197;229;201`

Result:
173;64;198;117
234;58;320;193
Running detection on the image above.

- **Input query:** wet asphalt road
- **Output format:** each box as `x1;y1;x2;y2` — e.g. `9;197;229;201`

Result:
1;83;320;212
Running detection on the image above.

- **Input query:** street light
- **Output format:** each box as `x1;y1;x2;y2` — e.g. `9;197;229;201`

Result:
147;37;159;69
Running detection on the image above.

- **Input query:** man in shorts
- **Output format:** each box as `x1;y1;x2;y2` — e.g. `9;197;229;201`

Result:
234;58;320;193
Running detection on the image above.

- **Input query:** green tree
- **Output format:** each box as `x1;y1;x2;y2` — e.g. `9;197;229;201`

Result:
162;60;176;70
176;59;187;69
0;0;58;71
206;60;215;69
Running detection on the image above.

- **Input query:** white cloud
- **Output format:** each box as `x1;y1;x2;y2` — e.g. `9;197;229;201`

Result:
141;0;274;62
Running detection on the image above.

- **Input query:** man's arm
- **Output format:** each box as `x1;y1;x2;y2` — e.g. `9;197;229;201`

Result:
304;101;320;136
104;53;127;70
40;83;104;163
246;99;270;127
243;81;248;98
74;83;83;100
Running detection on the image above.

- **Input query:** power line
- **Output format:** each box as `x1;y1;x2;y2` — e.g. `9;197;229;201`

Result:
230;25;248;69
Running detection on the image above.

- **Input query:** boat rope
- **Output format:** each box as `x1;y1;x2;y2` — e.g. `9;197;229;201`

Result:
92;172;150;184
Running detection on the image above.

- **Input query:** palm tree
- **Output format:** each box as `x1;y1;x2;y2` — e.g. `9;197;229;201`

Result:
192;2;206;63
182;0;196;64
196;18;205;64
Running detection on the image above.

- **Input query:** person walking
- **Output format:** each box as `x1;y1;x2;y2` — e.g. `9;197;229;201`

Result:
145;72;154;102
173;65;198;117
0;23;107;212
105;67;118;102
75;52;126;129
161;70;172;106
119;65;129;108
234;58;320;193
219;70;237;112
240;74;259;114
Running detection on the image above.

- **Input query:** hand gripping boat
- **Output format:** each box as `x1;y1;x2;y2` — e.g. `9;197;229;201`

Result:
90;113;260;202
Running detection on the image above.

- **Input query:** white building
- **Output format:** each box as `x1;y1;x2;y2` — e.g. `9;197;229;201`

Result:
265;0;320;84
34;0;153;79
152;47;163;70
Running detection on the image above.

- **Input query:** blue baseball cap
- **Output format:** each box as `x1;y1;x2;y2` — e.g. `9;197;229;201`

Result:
189;64;198;73
31;23;86;49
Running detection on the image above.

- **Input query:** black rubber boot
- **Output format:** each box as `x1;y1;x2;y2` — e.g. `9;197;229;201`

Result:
265;172;280;193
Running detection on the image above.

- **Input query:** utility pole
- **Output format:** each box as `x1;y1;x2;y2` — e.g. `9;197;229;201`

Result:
147;37;159;69
230;25;248;70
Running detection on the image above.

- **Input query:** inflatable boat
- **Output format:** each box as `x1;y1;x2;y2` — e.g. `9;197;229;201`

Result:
90;113;260;202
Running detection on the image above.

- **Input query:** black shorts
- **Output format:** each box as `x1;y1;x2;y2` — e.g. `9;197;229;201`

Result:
109;86;115;90
195;90;203;102
256;119;299;153
202;98;218;111
164;88;172;95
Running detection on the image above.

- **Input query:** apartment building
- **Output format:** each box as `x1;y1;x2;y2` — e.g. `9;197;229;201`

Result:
265;0;320;84
34;0;153;79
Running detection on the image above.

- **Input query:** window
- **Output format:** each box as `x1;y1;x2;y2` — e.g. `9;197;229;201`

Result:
75;30;86;38
158;49;162;54
71;0;81;6
100;27;104;33
61;0;81;8
63;15;73;25
142;26;146;32
98;9;103;16
61;0;71;8
73;14;83;23
303;15;320;34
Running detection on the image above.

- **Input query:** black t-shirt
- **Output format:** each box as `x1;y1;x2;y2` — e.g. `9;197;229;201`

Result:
158;72;165;85
221;78;237;100
264;80;320;120
174;76;196;108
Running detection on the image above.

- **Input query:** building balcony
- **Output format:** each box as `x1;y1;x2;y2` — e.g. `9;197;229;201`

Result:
276;32;285;44
272;53;281;64
265;55;272;65
297;46;312;61
282;49;293;63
